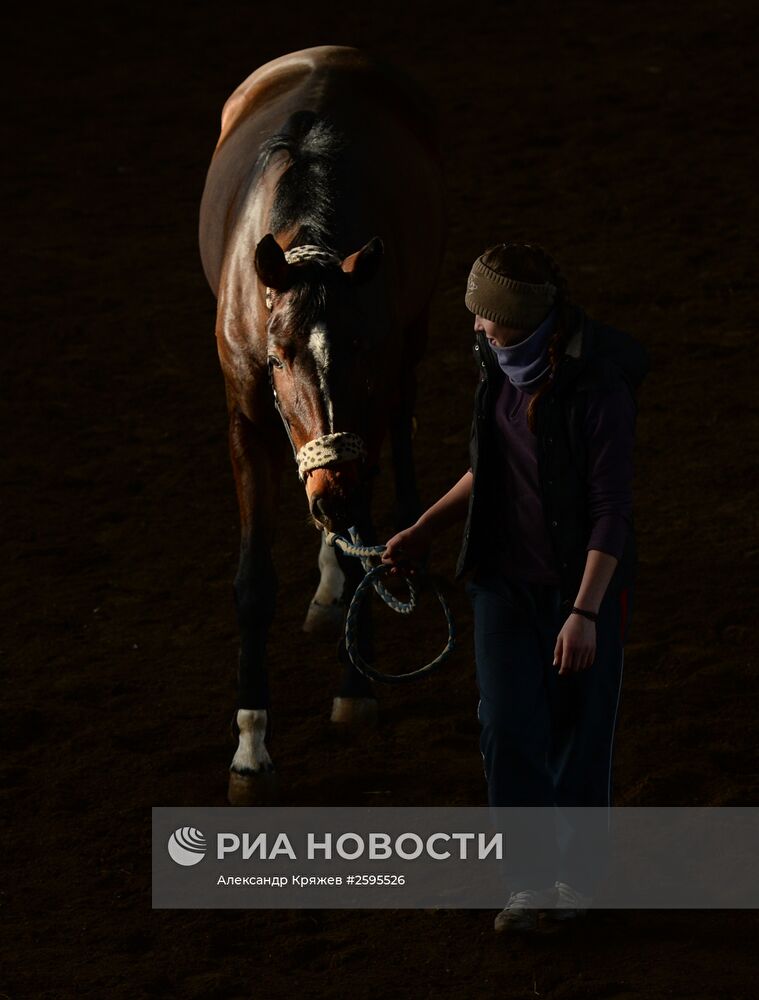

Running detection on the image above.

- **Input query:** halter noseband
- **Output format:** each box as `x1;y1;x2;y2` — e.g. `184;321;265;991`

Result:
265;245;368;483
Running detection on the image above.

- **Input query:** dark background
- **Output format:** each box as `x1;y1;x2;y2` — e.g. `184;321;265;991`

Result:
3;1;758;997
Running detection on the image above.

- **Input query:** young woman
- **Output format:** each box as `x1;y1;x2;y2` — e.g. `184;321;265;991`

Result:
381;243;649;932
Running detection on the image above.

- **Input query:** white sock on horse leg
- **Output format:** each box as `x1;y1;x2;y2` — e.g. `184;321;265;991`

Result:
313;531;345;606
230;709;272;773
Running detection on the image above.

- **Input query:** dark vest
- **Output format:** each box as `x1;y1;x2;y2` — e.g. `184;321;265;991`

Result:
454;305;650;612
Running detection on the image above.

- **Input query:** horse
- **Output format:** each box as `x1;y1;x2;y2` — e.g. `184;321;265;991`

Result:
198;45;445;804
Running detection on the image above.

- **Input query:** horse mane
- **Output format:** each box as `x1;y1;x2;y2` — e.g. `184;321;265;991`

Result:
257;110;345;248
255;112;348;332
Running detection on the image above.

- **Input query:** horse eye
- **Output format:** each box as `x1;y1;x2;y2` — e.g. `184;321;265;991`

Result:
267;355;284;369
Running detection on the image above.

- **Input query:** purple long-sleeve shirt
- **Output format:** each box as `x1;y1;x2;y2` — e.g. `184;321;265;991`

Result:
480;374;636;584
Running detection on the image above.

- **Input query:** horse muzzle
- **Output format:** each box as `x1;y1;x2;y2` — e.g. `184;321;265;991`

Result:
306;462;364;532
298;432;368;531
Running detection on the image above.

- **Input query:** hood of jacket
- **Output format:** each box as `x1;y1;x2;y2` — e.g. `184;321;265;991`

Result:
553;305;651;396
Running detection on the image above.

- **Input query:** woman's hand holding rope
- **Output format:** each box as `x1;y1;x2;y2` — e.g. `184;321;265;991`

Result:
381;521;434;576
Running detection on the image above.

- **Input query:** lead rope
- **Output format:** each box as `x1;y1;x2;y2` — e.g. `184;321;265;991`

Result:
323;526;456;684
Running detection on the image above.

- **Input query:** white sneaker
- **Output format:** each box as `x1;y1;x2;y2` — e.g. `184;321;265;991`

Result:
494;886;559;933
549;880;593;921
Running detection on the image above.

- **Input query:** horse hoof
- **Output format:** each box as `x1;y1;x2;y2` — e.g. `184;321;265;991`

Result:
330;696;379;728
302;599;345;641
228;767;278;806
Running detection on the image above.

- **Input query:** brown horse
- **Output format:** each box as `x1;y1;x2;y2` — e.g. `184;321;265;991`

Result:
199;45;445;804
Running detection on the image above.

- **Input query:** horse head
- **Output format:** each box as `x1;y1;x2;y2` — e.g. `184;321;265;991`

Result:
254;233;384;534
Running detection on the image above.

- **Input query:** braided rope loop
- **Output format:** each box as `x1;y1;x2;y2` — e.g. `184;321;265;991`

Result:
324;526;456;684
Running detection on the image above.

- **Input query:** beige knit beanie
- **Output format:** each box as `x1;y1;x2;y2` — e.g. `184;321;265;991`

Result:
464;254;557;329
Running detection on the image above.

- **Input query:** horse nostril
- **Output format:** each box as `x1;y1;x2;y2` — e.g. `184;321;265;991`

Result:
311;494;330;522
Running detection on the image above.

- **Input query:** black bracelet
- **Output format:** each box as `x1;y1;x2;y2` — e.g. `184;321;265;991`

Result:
571;606;599;623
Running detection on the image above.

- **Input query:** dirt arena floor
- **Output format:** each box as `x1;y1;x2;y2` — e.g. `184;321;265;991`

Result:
3;1;759;997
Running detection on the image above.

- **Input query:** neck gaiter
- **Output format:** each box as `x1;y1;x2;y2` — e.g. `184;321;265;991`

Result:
487;307;557;393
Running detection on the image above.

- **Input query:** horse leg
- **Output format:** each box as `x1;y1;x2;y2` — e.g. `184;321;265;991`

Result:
330;477;379;727
226;406;283;805
302;531;346;640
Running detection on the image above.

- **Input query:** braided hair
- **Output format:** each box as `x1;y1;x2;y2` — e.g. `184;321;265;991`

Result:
479;243;571;434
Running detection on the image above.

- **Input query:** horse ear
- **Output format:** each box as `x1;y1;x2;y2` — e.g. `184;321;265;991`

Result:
255;234;292;291
342;237;384;284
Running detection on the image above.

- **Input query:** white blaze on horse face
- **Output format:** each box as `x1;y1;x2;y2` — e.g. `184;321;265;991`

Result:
308;323;334;432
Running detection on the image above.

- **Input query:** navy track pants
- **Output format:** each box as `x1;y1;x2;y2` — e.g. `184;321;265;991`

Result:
465;570;633;895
